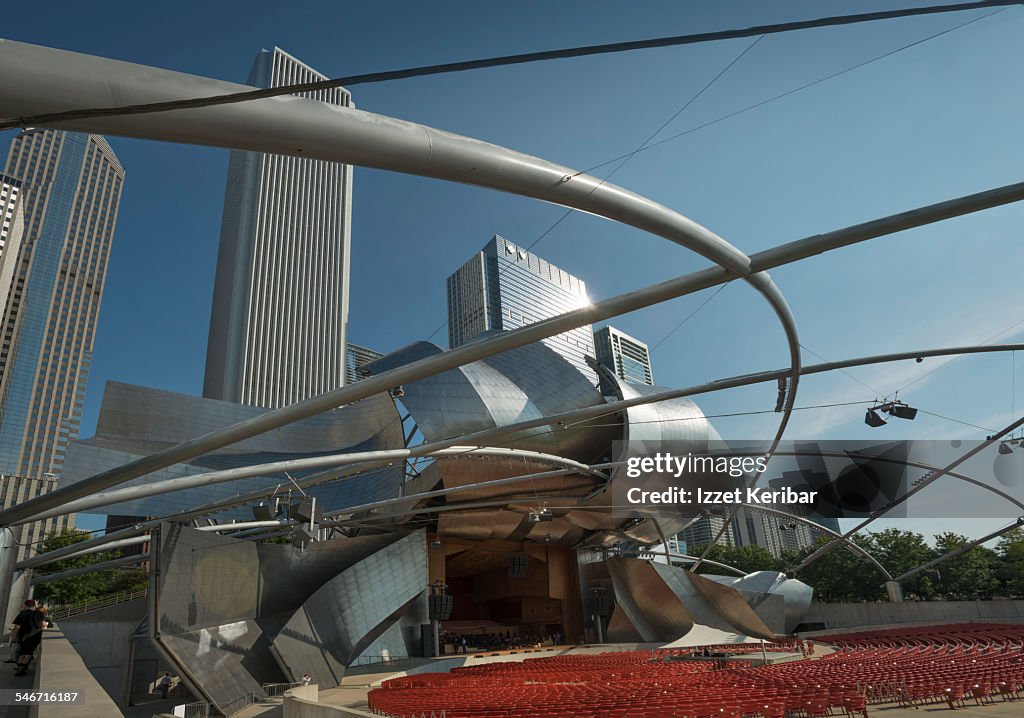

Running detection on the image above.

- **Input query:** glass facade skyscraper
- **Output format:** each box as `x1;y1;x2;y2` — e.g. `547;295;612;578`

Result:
204;48;354;409
446;235;596;383
593;325;654;386
0;129;124;478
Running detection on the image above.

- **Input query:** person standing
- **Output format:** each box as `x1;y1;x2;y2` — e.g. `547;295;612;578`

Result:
158;672;172;699
301;673;312;686
12;600;44;676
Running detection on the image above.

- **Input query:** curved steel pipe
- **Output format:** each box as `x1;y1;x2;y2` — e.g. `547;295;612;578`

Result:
17;343;1024;537
0;38;801;526
791;412;1024;573
729;503;893;581
24;446;606;521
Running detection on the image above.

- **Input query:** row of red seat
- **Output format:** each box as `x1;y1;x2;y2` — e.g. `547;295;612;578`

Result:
368;623;1024;718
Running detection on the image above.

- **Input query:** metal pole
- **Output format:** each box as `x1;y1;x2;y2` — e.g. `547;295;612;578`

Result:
16;341;1024;533
32;553;149;585
792;414;1024;574
20;447;602;523
894;517;1024;582
17;519;290;571
0;528;18;626
432;619;440;658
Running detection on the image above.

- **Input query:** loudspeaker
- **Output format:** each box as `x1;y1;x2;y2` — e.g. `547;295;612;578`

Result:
252;498;280;521
421;624;437;657
290;498;322;523
428;593;454;621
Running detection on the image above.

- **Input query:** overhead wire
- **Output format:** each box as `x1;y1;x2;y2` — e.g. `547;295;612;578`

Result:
427;35;763;342
3;2;1018;131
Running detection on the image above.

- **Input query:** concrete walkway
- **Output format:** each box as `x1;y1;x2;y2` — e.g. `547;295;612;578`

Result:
0;643;33;718
0;629;122;718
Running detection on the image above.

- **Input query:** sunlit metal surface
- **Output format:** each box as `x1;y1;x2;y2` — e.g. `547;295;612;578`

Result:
61;381;405;520
150;523;423;712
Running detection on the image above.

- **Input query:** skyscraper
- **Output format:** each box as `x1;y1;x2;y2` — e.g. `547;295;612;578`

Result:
593;326;654;385
446;235;596;383
0;129;124;478
204;48;354;409
0;474;73;562
0;174;25;324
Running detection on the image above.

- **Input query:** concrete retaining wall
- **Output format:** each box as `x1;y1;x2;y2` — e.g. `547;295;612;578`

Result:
801;600;1024;632
283;685;378;718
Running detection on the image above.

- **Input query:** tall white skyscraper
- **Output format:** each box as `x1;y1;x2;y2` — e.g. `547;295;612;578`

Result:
204;48;354;409
446;235;596;383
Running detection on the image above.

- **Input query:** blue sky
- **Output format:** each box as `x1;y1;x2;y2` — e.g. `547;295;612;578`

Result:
3;1;1023;541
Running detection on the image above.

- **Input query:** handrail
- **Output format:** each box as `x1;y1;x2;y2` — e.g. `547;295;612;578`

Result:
48;586;148;620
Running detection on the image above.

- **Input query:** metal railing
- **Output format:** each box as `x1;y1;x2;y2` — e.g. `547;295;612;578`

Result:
166;700;209;718
219;692;258;714
263;681;302;698
348;654;419;669
48;587;148;620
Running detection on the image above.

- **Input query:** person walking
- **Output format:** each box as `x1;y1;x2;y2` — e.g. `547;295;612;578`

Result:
158;672;172;699
12;600;44;676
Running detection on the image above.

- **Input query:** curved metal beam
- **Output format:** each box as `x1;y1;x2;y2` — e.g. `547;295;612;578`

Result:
18;519;291;571
17;340;1024;579
20;342;1024;527
24;447;606;521
0;38;801;528
32;554;149;585
894;517;1024;582
791;413;1024;573
657;552;747;577
1;39;1021;535
730;503;893;581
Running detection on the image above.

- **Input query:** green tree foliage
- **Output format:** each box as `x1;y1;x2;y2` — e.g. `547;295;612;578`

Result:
786;528;1021;603
931;532;999;600
792;534;887;602
32;529;147;606
690;544;783;575
869;529;936;600
995;527;1024;597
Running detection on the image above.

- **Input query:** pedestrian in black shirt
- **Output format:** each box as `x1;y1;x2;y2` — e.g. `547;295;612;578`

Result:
12;600;44;676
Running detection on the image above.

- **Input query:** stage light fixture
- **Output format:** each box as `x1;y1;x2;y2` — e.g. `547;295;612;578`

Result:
528;508;553;523
864;408;887;427
883;401;918;420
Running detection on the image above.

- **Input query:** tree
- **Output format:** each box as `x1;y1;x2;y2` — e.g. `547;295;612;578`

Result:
792;534;887;602
869;528;936;600
32;529;144;606
931;532;999;600
995;527;1024;598
689;544;783;575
